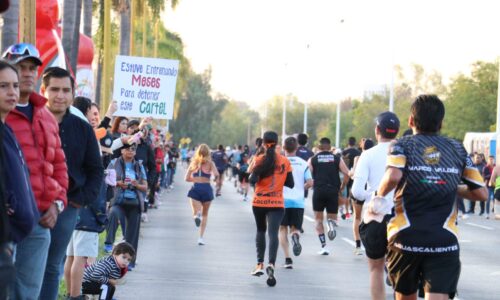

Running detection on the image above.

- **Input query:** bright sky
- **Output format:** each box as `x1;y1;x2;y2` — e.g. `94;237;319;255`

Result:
163;0;500;107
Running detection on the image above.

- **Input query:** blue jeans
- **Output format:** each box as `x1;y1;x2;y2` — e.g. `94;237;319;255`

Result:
12;224;50;300
39;205;79;300
486;187;494;214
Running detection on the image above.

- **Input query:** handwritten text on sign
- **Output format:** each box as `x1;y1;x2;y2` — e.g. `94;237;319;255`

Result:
113;55;179;119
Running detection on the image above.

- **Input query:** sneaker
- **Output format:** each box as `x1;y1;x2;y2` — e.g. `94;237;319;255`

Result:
243;195;248;201
291;233;302;256
318;247;330;255
354;247;363;256
461;214;470;220
103;244;113;253
194;213;202;227
327;219;337;241
251;263;264;276
141;213;149;223
283;258;293;269
197;238;205;245
266;265;276;287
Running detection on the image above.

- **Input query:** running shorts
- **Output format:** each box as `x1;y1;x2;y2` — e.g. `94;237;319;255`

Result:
187;183;214;202
312;186;339;213
238;172;249;183
281;208;304;229
359;215;391;259
494;189;500;200
386;249;460;296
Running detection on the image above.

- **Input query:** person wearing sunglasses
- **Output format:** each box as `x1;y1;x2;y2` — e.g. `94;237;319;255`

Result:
3;43;69;299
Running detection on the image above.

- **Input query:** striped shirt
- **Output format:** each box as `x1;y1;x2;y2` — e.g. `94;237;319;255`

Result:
83;255;122;284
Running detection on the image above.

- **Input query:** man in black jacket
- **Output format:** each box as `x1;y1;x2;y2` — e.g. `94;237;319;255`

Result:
40;67;104;300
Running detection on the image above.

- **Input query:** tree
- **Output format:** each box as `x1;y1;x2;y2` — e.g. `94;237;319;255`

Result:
442;61;498;140
1;0;19;52
83;0;93;37
118;0;131;55
62;0;83;73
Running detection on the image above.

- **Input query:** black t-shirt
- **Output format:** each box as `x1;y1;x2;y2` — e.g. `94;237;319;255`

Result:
387;134;484;255
310;151;341;190
16;103;34;123
342;147;361;169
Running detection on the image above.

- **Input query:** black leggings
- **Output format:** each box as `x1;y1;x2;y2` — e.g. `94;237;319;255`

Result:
252;207;284;265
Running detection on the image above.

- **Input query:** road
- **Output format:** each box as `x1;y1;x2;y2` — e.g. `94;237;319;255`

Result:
115;170;500;300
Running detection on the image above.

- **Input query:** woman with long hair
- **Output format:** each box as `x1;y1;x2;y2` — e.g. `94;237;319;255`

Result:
110;116;129;138
248;131;294;287
184;144;219;245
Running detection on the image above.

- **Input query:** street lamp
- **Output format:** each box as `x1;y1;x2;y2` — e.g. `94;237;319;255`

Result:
335;19;345;148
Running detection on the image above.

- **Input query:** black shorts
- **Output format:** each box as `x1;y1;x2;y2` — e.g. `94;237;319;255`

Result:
281;208;304;229
386;249;460;296
312;187;339;213
238;172;249;183
359;215;390;259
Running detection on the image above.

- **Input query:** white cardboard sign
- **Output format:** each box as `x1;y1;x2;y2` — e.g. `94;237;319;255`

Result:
113;55;179;119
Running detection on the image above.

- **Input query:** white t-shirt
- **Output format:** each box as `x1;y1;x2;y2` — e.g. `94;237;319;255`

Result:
351;142;395;219
284;156;312;209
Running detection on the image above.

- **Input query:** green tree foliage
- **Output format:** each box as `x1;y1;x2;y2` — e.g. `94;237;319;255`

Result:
442;61;499;140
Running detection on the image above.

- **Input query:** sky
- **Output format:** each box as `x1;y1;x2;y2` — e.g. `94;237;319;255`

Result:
163;0;500;108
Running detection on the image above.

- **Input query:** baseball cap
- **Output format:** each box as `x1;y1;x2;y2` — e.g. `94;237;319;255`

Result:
2;43;43;66
375;111;400;136
0;0;9;13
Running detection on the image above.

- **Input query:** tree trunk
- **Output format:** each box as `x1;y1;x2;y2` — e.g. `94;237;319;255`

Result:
119;0;131;55
95;0;104;106
95;56;103;106
70;0;83;73
83;0;93;37
1;0;19;52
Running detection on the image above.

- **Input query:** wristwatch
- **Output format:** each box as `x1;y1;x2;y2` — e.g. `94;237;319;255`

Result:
54;200;64;214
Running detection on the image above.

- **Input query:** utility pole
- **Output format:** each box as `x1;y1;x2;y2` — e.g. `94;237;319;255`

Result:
282;95;287;141
19;0;36;44
303;102;308;133
335;101;340;148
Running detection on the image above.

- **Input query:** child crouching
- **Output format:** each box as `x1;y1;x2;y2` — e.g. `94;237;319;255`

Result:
82;242;135;300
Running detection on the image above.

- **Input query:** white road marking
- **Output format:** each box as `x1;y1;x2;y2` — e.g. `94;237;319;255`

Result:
465;222;494;230
459;240;472;243
304;215;315;222
341;237;365;250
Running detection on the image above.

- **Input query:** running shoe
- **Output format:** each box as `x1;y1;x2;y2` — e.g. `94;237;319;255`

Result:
283;258;293;269
194;213;202;227
354;247;363;256
197;238;205;245
291;233;302;256
266;265;276;287
318;247;330;255
327;219;337;241
251;263;264;276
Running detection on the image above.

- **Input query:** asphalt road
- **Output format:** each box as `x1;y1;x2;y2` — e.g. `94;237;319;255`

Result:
115;170;500;300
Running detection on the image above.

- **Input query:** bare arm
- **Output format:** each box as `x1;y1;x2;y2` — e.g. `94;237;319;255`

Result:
304;179;313;190
457;184;488;201
339;158;350;191
212;162;220;179
489;166;499;187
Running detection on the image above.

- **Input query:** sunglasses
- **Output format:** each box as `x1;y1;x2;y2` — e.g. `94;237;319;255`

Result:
125;146;137;152
2;43;40;61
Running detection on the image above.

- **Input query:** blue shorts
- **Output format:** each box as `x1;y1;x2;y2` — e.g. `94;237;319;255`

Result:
188;183;214;202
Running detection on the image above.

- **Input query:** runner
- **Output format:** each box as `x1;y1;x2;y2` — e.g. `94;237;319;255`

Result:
249;131;293;287
309;137;349;255
237;153;250;201
351;112;399;300
349;138;374;256
230;145;242;190
341;137;361;219
279;137;313;269
376;95;487;300
212;144;228;197
185;144;220;245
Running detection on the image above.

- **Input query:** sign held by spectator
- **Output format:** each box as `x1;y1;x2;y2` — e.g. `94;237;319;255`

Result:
113;55;179;119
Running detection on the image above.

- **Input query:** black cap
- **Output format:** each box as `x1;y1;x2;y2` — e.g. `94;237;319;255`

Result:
376;111;400;136
0;0;9;13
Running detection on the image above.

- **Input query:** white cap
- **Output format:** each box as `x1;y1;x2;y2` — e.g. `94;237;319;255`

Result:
363;195;393;223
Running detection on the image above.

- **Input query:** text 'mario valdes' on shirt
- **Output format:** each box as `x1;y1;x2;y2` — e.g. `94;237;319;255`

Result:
386;134;484;255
